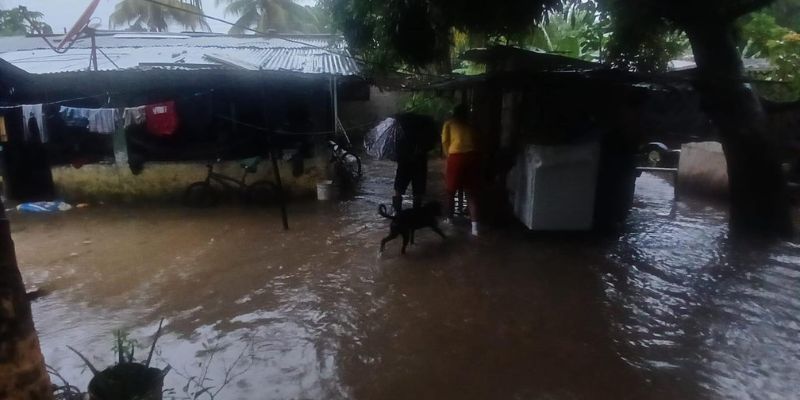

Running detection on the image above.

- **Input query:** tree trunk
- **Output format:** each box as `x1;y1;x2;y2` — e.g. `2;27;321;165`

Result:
686;23;794;236
0;204;53;400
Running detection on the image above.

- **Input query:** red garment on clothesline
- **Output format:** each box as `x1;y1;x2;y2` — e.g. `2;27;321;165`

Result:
146;101;179;136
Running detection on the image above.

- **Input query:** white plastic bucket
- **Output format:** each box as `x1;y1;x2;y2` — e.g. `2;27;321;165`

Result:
316;180;337;201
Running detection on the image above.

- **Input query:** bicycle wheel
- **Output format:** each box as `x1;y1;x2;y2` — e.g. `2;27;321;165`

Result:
183;182;219;208
246;180;278;207
341;152;362;179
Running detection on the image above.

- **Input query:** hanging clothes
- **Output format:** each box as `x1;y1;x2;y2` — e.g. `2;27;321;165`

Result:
123;106;146;128
0;115;7;142
21;104;46;143
28;113;43;143
59;107;89;129
59;107;118;134
0;106;23;143
145;101;178;136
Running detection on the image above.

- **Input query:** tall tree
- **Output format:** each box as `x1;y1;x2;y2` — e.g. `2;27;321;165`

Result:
739;11;800;101
739;11;790;58
527;1;607;60
217;0;320;34
110;0;210;32
0;7;52;36
602;0;793;235
767;0;800;30
0;205;53;400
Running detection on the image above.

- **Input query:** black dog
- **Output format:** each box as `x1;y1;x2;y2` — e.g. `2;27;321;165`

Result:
379;202;446;254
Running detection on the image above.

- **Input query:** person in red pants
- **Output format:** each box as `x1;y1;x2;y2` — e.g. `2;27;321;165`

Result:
442;104;481;236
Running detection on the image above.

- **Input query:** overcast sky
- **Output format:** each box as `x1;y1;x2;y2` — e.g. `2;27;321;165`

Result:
1;0;316;34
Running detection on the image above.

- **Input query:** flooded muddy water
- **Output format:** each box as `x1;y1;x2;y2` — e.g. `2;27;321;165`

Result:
9;161;800;399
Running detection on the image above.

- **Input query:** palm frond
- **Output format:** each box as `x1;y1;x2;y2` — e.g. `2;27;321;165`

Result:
228;12;258;34
217;0;322;33
224;0;257;17
109;0;209;32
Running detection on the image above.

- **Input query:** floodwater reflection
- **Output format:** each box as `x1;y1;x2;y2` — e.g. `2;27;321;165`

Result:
11;163;800;399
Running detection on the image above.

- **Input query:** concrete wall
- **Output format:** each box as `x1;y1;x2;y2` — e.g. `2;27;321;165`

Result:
51;157;328;203
677;141;729;198
339;86;408;140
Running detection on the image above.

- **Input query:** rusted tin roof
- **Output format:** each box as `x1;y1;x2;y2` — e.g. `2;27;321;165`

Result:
0;31;361;76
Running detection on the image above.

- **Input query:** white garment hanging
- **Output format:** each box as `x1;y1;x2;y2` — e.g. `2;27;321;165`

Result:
123;106;146;128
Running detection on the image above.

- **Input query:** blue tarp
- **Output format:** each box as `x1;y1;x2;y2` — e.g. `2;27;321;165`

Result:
17;201;72;213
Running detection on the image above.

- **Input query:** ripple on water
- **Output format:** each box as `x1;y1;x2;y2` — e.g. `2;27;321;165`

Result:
602;172;800;399
14;166;800;400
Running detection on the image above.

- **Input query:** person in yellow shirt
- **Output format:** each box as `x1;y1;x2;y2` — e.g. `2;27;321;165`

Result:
442;104;481;236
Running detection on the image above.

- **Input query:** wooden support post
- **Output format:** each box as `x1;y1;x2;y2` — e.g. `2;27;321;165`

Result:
258;86;288;230
112;120;128;165
229;102;238;134
333;76;339;134
329;76;336;136
271;148;289;231
90;30;98;71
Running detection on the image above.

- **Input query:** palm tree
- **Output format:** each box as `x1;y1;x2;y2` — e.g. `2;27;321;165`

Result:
0;6;53;36
526;1;603;60
217;0;320;34
110;0;210;32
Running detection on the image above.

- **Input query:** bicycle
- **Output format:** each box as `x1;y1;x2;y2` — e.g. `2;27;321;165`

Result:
328;139;362;186
183;157;277;207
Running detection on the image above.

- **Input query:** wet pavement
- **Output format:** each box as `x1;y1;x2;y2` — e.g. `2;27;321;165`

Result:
9;161;800;400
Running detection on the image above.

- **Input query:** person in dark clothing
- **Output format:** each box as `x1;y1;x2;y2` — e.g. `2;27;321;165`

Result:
27;114;42;144
392;113;439;212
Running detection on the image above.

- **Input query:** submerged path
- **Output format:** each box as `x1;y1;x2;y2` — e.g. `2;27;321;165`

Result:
10;161;800;399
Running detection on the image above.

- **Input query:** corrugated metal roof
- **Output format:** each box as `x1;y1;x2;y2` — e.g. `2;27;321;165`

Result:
0;31;361;76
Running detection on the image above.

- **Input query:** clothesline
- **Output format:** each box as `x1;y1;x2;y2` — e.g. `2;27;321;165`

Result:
0;93;113;110
0;89;215;110
218;115;385;137
1;100;185;141
2;88;387;142
0;89;383;133
0;89;214;139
